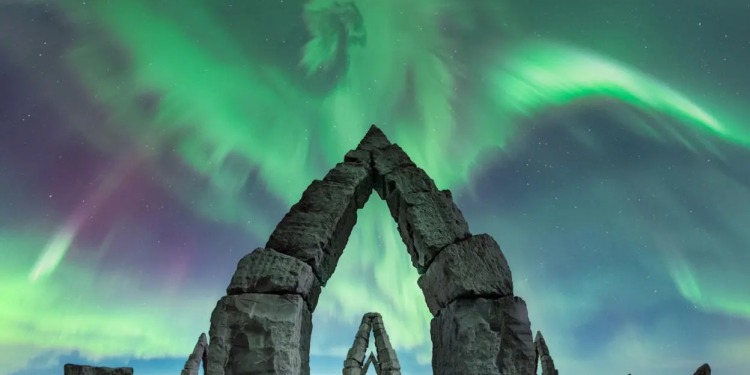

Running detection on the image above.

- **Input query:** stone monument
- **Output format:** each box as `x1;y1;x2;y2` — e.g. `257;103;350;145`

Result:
206;125;537;374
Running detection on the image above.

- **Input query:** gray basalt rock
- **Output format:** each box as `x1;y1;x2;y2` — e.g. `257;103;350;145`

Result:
418;233;514;316
344;148;372;167
693;363;711;375
431;296;536;375
395;190;470;271
371;315;400;371
266;162;372;284
534;331;558;375
206;293;312;375
344;314;373;370
382;165;438;219
322;162;373;209
371;144;417;197
181;333;208;375
355;126;470;272
227;247;322;311
356;124;392;152
63;364;133;375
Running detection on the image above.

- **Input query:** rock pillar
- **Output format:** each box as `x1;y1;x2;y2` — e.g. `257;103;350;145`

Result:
181;333;208;375
534;331;558;375
364;126;536;374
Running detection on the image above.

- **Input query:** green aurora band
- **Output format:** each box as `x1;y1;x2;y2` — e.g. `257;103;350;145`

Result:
9;0;749;370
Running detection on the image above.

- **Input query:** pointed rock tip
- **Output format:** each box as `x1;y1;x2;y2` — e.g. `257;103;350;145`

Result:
535;331;544;342
693;363;711;375
357;124;391;150
367;124;383;133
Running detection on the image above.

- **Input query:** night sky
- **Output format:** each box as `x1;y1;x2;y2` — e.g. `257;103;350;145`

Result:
1;1;749;374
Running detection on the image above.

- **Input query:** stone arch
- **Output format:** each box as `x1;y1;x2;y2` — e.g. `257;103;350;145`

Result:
343;312;400;375
206;125;537;375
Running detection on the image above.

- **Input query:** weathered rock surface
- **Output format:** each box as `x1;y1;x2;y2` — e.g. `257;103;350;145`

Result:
181;333;208;375
394;190;470;271
344;148;372;166
418;233;514;316
227;247;321;311
63;364;133;375
206;293;312;375
534;331;558;375
371;315;401;372
356;124;392;152
344;314;373;370
382;165;438;218
356;126;470;273
431;296;536;375
693;363;711;375
322;162;373;209
266;162;372;284
371;144;417;197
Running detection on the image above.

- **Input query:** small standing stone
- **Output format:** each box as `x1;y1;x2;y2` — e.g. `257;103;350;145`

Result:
63;364;133;375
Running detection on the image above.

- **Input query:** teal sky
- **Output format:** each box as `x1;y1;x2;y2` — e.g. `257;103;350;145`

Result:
1;1;749;374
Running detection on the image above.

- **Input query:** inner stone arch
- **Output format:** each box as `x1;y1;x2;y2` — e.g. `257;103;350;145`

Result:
309;193;430;372
205;125;538;375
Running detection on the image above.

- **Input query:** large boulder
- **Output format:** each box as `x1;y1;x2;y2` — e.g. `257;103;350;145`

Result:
206;293;312;375
267;162;372;285
418;233;513;316
227;247;321;311
394;190;470;272
431;296;535;375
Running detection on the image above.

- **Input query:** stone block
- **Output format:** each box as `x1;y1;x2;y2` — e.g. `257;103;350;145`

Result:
267;163;371;284
206;293;312;375
430;296;535;375
322;162;373;208
343;357;362;368
227;248;322;312
394;190;470;272
418;234;513;316
382;166;438;218
371;144;417;197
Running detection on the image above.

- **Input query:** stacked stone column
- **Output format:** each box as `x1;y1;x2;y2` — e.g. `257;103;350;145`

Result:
206;138;373;374
534;331;558;375
362;126;537;375
181;333;208;375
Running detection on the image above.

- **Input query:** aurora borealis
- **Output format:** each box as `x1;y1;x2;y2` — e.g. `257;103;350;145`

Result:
1;0;749;374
